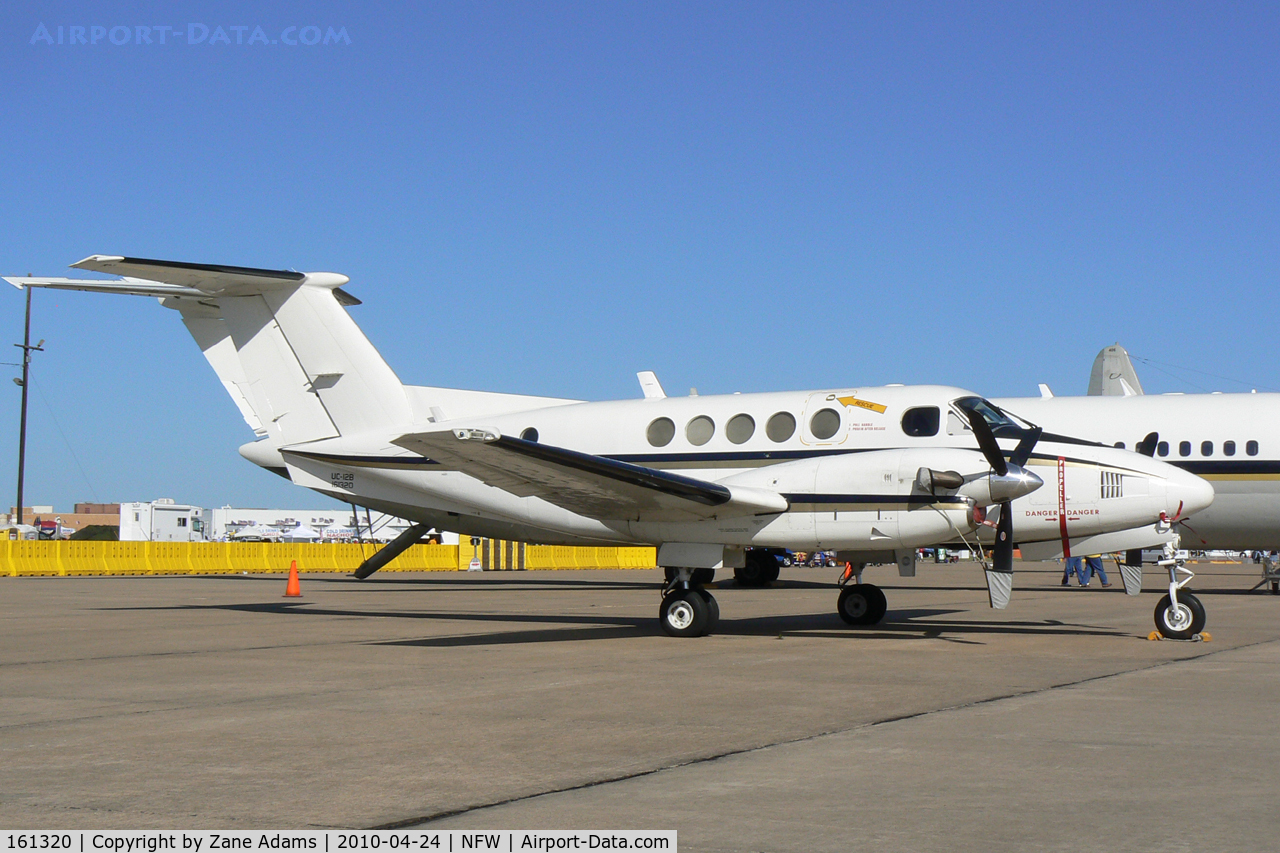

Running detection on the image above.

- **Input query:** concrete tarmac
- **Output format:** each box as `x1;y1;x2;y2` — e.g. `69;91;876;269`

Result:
2;561;1278;851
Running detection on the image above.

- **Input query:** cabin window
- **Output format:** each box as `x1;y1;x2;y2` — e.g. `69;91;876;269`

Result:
1247;440;1260;456
809;408;841;440
901;406;940;437
520;427;539;442
1179;441;1191;457
686;415;715;446
646;417;675;447
766;412;796;442
1201;441;1213;456
1114;442;1125;449
1224;441;1236;456
1157;441;1169;457
726;414;755;444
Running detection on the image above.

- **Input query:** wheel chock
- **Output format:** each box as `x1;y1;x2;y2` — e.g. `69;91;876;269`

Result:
1146;630;1211;642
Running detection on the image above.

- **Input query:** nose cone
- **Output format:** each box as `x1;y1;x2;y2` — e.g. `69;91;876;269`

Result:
989;464;1044;503
1165;466;1215;518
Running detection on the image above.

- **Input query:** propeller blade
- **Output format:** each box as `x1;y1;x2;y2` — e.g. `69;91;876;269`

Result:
984;501;1016;609
962;408;1008;476
1135;431;1159;457
1009;426;1042;468
993;500;1014;573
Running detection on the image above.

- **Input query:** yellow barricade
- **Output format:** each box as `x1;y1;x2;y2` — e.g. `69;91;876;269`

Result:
386;543;461;571
9;541;62;576
62;541;109;576
147;542;191;575
0;540;653;576
616;547;658;569
226;542;272;573
189;541;232;575
324;542;372;571
100;541;150;575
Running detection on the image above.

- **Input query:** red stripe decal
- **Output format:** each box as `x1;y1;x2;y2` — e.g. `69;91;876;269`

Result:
1057;456;1070;558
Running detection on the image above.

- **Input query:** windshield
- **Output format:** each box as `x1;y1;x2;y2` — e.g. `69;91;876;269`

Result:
951;396;1024;437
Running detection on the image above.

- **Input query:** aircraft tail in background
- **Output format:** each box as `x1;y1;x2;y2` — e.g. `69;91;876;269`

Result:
1087;343;1144;396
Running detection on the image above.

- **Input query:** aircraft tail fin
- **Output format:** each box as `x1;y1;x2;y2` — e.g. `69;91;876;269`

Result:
1087;343;1144;396
6;256;413;447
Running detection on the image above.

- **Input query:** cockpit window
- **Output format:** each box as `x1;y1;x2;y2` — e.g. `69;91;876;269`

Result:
951;396;1021;437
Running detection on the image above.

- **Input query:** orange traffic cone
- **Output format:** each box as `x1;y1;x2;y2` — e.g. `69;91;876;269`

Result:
284;560;302;597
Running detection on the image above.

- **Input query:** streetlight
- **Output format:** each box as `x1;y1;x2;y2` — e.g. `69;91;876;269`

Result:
14;282;43;527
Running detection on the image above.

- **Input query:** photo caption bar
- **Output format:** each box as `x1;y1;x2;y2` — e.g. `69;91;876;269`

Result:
2;832;676;853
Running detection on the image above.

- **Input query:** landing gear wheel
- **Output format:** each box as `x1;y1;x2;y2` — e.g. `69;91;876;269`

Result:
695;588;720;633
660;590;711;637
837;583;888;626
664;567;715;585
1154;590;1206;639
734;551;777;587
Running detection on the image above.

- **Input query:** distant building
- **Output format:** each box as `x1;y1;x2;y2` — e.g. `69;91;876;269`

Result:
119;500;206;542
3;504;121;538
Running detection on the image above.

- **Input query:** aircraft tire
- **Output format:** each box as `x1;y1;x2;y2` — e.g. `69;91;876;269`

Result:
1154;590;1206;639
838;584;887;626
695;588;720;633
734;551;776;587
660;590;710;638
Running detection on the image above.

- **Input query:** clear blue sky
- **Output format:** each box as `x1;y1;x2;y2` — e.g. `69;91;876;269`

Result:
2;1;1278;511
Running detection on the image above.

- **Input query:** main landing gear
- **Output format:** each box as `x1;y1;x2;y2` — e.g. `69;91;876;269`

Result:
659;568;719;637
733;548;782;587
836;562;888;626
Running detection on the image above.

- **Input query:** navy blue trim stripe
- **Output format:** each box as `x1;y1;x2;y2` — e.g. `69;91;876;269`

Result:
782;493;969;506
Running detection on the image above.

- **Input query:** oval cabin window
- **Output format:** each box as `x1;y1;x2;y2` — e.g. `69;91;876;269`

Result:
809;408;841;440
766;412;796;442
647;417;675;447
726;414;755;444
686;416;715;446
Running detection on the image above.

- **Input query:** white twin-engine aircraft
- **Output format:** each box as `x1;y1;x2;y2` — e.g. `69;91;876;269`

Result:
6;257;1215;639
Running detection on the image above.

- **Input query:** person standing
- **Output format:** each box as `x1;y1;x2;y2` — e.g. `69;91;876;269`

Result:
1062;556;1086;586
1083;554;1112;588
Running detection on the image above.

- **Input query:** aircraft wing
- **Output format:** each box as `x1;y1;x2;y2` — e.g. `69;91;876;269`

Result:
393;428;789;522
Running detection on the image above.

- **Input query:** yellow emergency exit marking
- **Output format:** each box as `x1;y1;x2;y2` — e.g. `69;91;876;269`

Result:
837;396;887;414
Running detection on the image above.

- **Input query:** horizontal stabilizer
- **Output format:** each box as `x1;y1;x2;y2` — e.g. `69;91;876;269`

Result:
6;255;358;303
392;428;788;522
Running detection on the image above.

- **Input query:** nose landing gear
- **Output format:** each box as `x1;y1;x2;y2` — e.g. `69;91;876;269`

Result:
1153;534;1207;640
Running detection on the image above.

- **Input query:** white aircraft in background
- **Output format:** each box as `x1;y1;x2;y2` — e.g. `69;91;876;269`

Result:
6;258;1214;639
992;344;1280;552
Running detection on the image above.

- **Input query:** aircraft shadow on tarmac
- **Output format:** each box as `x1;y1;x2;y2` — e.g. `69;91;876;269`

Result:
99;600;1128;646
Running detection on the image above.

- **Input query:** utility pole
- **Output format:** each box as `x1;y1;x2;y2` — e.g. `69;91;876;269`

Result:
14;284;43;527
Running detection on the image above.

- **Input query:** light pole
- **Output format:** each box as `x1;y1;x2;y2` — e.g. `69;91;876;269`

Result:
14;284;43;527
